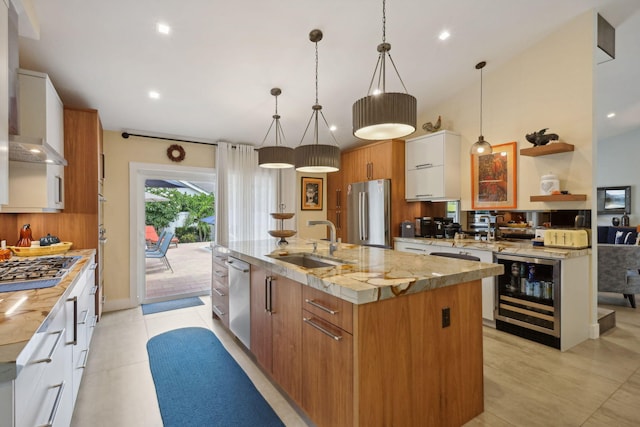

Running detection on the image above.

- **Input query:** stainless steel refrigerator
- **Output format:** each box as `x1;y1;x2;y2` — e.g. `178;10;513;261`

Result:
347;179;391;248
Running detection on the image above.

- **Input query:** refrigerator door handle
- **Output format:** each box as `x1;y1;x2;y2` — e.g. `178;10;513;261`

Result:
359;192;365;241
361;191;369;241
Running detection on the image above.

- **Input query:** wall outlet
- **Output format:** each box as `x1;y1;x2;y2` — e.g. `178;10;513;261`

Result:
442;307;451;328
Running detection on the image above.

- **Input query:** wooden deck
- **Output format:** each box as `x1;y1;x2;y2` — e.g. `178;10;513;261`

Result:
145;242;212;300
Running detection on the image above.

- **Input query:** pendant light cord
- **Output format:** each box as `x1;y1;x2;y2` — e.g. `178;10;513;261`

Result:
365;0;409;95
382;0;386;43
479;66;483;136
258;91;287;148
298;34;340;148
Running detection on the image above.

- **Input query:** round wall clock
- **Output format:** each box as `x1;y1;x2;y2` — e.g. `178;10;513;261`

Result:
167;144;186;162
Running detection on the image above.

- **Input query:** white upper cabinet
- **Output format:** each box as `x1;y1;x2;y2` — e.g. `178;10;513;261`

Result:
1;69;65;212
405;130;460;201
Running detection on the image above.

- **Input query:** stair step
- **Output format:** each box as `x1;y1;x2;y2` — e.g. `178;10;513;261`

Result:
598;307;616;334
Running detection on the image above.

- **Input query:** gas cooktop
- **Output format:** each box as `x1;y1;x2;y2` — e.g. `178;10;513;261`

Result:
0;256;80;285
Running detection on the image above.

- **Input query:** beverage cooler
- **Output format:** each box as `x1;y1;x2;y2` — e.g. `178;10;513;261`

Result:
493;253;561;349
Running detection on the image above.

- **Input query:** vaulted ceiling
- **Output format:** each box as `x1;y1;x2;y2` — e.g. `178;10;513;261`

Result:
16;0;640;150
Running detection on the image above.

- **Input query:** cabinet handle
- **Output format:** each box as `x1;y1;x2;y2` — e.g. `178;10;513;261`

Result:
79;309;90;325
336;188;341;208
336;211;341;229
214;270;228;278
42;381;66;427
267;276;274;314
213;287;225;297
56;175;63;204
405;246;427;252
33;329;66;364
305;298;339;315
416;163;433;169
67;296;78;345
89;315;98;329
90;285;98;296
303;317;343;341
212;305;226;316
79;348;89;369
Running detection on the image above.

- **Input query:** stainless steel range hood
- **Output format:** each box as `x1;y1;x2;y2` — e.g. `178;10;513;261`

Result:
8;135;67;166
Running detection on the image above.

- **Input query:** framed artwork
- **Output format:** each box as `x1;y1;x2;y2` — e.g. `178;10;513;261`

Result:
301;177;323;210
471;141;517;210
597;186;631;214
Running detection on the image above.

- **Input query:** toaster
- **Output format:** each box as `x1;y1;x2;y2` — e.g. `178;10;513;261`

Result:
543;229;590;249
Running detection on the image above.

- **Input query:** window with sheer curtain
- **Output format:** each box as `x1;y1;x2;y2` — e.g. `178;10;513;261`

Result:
216;142;294;243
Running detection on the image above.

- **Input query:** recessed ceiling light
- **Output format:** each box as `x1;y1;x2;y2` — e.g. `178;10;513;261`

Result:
156;22;171;35
149;91;160;99
329;125;337;132
607;112;616;118
438;31;450;41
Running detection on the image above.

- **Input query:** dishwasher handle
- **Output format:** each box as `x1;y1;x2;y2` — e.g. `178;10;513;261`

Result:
225;259;249;273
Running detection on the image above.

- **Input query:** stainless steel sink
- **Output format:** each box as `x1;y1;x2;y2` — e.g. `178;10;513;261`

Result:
267;253;353;268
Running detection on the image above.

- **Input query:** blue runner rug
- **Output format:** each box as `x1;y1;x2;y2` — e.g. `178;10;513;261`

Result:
147;327;284;427
141;297;204;315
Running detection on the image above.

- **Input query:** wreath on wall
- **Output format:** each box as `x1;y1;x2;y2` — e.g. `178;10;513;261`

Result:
166;144;186;162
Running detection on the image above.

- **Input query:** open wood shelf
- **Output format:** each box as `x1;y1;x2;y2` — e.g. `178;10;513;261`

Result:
520;142;575;157
530;194;587;202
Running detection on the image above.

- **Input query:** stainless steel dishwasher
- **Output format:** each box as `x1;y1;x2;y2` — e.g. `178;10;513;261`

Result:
227;256;251;349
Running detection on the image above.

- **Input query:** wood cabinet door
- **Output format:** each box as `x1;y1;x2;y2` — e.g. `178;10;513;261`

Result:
302;312;353;427
342;148;367;185
326;169;343;210
271;274;303;404
368;141;393;180
249;265;272;372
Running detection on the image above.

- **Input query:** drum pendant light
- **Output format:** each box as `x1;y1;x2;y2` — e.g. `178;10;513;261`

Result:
469;61;493;155
294;29;341;173
258;88;294;168
352;0;416;141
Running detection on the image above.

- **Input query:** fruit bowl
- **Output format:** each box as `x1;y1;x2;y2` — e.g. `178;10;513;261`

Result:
8;242;73;257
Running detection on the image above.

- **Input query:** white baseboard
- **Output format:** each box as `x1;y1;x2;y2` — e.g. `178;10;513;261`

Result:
103;298;138;313
589;323;600;339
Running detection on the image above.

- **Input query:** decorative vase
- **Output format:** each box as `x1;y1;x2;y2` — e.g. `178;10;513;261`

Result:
612;217;620;226
621;212;630;227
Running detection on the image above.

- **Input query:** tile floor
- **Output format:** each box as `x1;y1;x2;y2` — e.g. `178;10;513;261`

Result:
71;295;640;427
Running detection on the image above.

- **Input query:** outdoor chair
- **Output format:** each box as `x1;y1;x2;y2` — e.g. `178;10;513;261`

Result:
146;231;175;272
146;225;179;249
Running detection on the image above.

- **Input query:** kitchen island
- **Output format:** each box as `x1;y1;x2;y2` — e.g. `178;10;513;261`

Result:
395;237;593;351
223;239;503;427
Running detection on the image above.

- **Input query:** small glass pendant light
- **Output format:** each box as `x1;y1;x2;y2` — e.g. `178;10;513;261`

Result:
469;61;493;156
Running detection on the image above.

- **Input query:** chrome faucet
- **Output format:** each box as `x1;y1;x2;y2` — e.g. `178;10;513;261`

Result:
479;215;495;241
307;220;337;255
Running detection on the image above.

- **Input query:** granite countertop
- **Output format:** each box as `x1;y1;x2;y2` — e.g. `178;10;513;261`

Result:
225;239;503;305
394;237;591;259
0;249;96;381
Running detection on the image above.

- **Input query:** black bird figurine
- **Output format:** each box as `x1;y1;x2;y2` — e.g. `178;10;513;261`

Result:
422;116;441;133
525;128;559;146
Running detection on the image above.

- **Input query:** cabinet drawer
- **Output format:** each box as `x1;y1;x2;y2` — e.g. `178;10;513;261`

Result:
303;286;353;333
211;293;229;328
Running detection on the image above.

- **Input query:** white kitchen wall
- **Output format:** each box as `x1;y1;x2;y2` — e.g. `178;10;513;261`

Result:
102;130;216;310
418;10;595;212
596;127;640;225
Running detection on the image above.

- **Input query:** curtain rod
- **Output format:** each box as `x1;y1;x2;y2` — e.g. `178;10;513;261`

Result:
120;131;258;151
121;131;217;146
